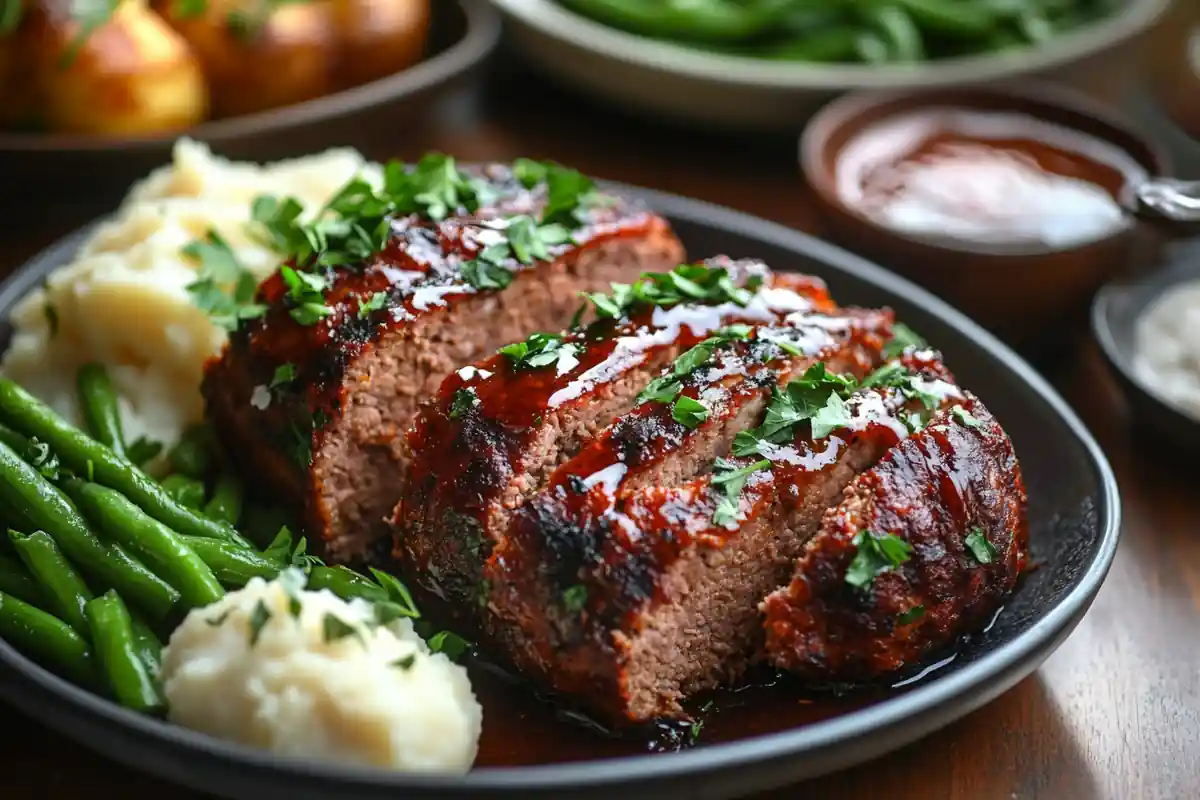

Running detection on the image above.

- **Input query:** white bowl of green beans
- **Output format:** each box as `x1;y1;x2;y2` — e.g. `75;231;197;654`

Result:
487;0;1171;131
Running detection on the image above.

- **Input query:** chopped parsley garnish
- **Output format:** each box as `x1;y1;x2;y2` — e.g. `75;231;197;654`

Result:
883;322;928;359
126;435;163;465
25;437;60;481
44;302;58;337
357;291;388;319
182;230;267;332
206;609;231;627
279;265;333;326
461;258;514;291
897;605;926;625
562;584;588;614
672;395;709;429
965;527;998;564
513;157;550;188
952;406;984;429
845;530;912;590
499;333;580;371
710;457;770;527
732;363;858;456
369;567;421;619
270;362;296;389
322;613;363;646
637;325;752;413
578;264;761;324
393;653;417;671
449;387;479;420
248;599;272;645
427;630;471;661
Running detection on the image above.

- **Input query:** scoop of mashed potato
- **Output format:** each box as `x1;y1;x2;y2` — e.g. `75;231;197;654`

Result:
1;139;381;447
161;570;481;773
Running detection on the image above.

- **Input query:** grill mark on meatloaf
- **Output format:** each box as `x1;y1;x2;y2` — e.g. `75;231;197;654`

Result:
471;312;898;723
393;267;835;609
482;349;958;723
760;390;1028;682
202;163;685;562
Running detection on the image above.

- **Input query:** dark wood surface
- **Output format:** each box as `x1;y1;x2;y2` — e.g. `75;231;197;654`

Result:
3;32;1200;800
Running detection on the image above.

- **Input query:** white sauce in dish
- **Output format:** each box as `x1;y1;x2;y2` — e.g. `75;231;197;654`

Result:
1132;279;1200;420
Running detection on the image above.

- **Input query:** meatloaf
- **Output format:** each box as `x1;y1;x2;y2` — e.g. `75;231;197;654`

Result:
395;266;1027;724
202;160;685;562
760;390;1028;681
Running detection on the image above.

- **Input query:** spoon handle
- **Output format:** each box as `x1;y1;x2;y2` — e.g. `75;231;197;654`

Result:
1134;178;1200;223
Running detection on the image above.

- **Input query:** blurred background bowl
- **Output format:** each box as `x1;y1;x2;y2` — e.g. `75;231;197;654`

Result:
799;82;1170;343
487;0;1170;133
0;0;501;211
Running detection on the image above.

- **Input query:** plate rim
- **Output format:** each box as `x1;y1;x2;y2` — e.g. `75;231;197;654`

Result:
0;183;1121;793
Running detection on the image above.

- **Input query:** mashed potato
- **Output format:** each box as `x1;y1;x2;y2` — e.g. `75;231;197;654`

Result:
1;139;381;446
161;570;481;773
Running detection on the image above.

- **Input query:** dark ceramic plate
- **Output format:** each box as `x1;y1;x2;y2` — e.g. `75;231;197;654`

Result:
0;0;501;209
1092;237;1200;449
0;186;1120;800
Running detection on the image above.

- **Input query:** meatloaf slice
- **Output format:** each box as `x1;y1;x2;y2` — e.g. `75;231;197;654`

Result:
395;262;835;610
202;161;685;563
484;348;959;724
761;390;1028;682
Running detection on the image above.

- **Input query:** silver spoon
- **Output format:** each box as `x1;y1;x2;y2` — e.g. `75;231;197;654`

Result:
1132;178;1200;224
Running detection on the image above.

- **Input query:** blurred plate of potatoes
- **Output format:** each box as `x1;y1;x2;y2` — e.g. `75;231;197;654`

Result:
0;0;499;207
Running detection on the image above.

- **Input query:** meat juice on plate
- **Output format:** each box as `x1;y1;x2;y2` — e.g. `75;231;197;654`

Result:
834;108;1150;252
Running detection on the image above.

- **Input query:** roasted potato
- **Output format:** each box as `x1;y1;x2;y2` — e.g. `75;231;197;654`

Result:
31;0;208;135
165;0;334;118
329;0;430;89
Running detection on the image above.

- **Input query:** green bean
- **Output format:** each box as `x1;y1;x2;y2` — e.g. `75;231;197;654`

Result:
167;423;215;480
863;5;925;62
65;480;224;610
0;553;45;608
763;27;862;62
76;363;126;458
204;470;243;526
86;591;162;713
129;613;162;681
160;474;206;510
308;565;388;603
8;530;93;635
0;590;95;687
0;377;248;547
893;0;998;36
558;0;801;43
0;440;180;619
0;423;30;454
181;536;282;587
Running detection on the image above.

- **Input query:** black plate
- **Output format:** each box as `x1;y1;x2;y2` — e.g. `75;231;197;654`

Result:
1092;238;1200;450
0;186;1120;799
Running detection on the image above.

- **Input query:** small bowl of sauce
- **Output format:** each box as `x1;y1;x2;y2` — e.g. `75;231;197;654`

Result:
801;84;1176;340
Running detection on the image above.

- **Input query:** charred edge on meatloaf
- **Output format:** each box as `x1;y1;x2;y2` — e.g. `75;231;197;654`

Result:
476;309;898;723
760;390;1028;682
202;162;686;562
393;266;839;612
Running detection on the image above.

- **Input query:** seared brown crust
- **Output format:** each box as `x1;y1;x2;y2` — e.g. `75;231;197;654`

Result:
394;265;838;609
760;391;1028;681
202;164;685;562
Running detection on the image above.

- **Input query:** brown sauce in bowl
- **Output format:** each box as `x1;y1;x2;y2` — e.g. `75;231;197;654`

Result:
834;109;1150;253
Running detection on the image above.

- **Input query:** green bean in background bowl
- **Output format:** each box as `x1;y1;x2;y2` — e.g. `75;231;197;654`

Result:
556;0;1131;63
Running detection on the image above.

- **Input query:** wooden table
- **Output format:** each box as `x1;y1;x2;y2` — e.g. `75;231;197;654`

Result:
4;54;1200;800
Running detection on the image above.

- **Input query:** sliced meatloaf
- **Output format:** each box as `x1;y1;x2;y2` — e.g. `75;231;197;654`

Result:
761;390;1028;681
202;160;685;562
396;260;836;609
483;348;962;724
